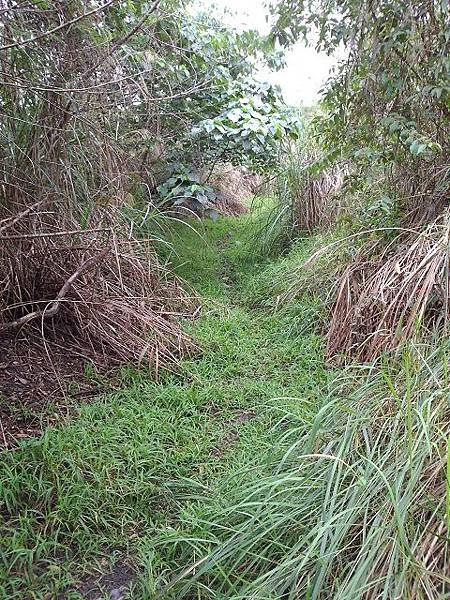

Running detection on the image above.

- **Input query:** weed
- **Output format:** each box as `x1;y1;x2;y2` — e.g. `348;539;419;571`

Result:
154;342;450;599
0;210;333;598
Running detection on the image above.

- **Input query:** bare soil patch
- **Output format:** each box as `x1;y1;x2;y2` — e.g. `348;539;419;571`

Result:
75;559;137;600
0;333;105;449
212;409;257;457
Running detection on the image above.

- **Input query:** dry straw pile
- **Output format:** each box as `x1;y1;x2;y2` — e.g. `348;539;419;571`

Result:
0;204;196;371
0;1;197;374
201;163;259;216
327;214;450;360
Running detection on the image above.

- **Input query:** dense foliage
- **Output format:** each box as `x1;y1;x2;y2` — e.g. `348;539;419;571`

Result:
2;2;450;599
268;0;450;360
0;0;299;216
273;0;449;224
150;10;301;207
0;0;301;356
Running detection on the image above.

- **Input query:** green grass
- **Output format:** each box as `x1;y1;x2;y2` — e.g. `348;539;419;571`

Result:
0;209;450;600
2;207;449;599
0;210;334;598
151;343;450;599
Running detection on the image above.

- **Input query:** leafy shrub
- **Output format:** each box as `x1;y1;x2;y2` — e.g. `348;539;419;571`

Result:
157;165;217;214
192;80;302;173
273;0;450;223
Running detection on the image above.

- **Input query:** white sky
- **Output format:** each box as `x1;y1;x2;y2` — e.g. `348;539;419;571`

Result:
195;0;338;106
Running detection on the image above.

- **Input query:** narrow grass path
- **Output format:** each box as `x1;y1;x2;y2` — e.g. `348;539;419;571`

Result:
0;213;332;598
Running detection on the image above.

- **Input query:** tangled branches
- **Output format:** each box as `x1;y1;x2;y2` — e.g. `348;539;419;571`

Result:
0;1;198;372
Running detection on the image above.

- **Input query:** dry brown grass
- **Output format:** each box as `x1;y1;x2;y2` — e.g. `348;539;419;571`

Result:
0;2;200;375
201;163;259;216
327;213;450;360
288;156;348;234
0;203;197;372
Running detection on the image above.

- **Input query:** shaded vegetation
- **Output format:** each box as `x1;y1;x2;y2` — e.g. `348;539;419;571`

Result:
0;0;296;376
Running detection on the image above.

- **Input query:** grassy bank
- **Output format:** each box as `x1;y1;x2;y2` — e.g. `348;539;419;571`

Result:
156;341;450;599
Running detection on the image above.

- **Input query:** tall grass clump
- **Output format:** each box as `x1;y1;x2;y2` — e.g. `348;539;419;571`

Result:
328;213;450;361
265;136;349;250
0;1;197;371
154;341;450;598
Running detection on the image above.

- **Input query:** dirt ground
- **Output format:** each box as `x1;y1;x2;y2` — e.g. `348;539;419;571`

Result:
0;332;105;449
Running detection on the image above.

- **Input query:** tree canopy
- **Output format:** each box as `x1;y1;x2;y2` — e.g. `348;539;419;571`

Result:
272;0;449;221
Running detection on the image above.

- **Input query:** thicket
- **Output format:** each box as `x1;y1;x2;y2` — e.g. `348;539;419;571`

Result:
1;1;449;597
146;2;450;597
272;0;450;360
0;0;298;371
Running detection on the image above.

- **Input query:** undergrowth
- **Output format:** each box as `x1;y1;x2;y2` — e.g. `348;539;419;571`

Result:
2;207;448;599
155;341;450;598
0;210;333;599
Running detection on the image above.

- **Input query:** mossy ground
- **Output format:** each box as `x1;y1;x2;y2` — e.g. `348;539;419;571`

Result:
0;209;334;598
